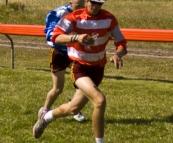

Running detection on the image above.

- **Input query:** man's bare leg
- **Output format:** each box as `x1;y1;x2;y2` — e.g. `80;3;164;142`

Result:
52;89;89;117
40;70;85;122
75;77;106;138
33;77;105;140
44;70;65;109
50;77;106;137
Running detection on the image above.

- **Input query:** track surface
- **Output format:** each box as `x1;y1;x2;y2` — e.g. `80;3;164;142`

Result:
0;39;173;59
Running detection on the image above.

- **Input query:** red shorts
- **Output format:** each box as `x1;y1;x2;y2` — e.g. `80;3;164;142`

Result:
49;47;72;72
71;61;104;87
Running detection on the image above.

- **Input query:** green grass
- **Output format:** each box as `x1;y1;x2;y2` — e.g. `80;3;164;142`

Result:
0;0;173;29
0;0;173;142
0;47;173;143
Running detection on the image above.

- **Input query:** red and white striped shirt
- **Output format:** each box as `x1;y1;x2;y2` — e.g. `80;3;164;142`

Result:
52;7;127;67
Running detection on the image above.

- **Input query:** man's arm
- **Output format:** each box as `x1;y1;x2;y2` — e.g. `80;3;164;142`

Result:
44;11;61;41
51;15;95;46
110;25;127;69
54;34;73;44
110;47;127;69
54;33;95;45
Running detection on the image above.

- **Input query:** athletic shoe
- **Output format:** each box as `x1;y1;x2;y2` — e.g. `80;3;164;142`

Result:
68;100;85;121
33;107;49;138
38;107;48;120
73;112;85;122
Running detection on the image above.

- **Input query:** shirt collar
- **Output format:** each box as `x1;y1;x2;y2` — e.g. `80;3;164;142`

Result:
84;7;100;18
66;4;73;13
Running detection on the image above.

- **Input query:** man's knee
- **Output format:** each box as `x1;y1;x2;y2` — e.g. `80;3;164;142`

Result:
69;106;80;115
52;87;63;95
94;93;106;109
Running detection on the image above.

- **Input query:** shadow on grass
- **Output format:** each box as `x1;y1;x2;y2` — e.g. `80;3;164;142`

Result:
26;68;50;72
0;66;11;69
105;114;173;125
60;114;173;125
1;66;172;84
104;75;173;84
26;68;70;74
0;67;70;74
63;118;90;124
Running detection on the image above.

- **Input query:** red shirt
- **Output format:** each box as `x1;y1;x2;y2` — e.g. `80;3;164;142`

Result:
52;8;127;67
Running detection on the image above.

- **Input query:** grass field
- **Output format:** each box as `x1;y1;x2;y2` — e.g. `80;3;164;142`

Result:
0;0;173;29
0;0;173;143
0;47;173;143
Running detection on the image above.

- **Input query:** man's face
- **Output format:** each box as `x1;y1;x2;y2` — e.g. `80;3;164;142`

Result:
86;0;103;16
70;0;85;11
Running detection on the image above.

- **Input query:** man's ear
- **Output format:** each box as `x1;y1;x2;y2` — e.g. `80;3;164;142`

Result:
69;0;72;4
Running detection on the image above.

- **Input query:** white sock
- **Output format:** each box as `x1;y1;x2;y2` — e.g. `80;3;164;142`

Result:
95;138;104;143
44;110;55;122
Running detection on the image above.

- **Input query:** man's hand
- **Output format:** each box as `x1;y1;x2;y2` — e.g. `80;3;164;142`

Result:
110;54;123;69
77;34;95;45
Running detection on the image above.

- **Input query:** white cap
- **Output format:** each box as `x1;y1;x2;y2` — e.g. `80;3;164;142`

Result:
90;0;106;3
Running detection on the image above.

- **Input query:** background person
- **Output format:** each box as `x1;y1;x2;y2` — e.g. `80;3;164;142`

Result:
36;0;86;125
33;0;127;142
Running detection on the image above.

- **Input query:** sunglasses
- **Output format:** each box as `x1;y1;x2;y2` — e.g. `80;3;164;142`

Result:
90;0;103;6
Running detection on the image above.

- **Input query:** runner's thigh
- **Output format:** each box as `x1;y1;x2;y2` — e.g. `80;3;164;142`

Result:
71;62;105;102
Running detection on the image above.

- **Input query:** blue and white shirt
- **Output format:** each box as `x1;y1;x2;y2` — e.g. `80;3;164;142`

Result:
44;4;72;51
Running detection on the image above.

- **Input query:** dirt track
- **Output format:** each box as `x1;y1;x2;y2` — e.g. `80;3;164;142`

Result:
0;39;173;59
